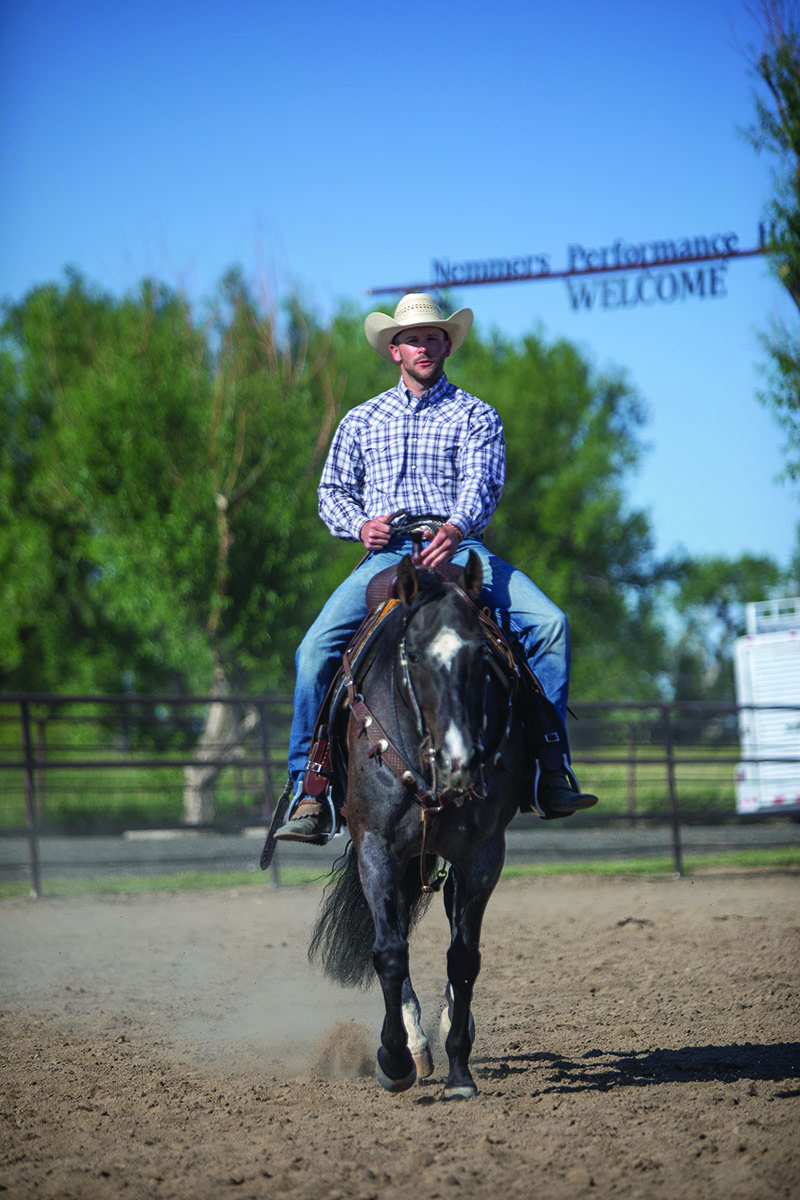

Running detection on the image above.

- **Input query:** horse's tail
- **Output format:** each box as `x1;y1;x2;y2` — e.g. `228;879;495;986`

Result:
308;843;439;989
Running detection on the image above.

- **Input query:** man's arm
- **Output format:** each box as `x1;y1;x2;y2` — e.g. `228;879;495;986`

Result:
317;416;370;541
446;405;505;538
421;406;505;567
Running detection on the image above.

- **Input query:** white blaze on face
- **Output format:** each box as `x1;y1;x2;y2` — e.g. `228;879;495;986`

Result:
429;626;464;672
426;625;471;772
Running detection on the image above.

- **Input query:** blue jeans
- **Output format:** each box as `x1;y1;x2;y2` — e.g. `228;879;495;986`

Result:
287;536;571;782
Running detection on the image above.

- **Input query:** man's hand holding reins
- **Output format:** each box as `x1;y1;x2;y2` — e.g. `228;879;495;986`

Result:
420;523;464;568
360;514;393;551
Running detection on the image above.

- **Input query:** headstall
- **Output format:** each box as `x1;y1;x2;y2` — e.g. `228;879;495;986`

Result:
343;584;517;891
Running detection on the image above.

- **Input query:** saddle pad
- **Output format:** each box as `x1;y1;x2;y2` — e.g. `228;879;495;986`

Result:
348;597;401;671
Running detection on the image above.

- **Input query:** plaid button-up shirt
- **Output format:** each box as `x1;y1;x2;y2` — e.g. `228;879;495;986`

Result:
318;374;505;541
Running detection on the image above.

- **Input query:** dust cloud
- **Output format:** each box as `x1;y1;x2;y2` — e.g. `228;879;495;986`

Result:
0;886;393;1079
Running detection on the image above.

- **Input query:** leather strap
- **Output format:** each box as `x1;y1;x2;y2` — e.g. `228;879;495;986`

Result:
342;646;434;804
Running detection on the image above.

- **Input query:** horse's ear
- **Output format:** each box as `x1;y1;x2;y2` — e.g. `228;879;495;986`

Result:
396;554;419;605
461;549;483;599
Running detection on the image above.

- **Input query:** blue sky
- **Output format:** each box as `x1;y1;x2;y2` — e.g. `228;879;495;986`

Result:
2;0;798;573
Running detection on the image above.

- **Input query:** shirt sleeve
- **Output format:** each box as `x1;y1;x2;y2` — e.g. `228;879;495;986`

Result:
317;414;369;541
446;405;506;537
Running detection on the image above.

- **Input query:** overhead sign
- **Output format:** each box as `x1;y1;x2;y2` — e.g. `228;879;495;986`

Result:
366;225;769;311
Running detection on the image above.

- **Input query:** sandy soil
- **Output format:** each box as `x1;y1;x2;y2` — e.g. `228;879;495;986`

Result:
1;870;799;1199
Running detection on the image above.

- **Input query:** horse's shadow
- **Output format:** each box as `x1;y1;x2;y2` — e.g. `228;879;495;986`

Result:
468;1042;800;1094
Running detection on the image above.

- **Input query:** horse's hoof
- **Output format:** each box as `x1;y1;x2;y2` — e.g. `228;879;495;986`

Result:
412;1043;434;1079
442;1083;478;1100
376;1048;417;1093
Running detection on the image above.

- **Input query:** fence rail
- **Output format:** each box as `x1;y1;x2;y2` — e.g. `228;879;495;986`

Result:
2;693;798;896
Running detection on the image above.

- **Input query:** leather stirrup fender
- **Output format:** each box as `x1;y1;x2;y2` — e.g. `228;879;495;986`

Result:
302;726;333;797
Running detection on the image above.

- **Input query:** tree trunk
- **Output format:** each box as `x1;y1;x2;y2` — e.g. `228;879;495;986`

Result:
182;666;257;825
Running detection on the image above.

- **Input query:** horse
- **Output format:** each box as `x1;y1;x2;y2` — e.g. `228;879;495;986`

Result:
307;547;527;1099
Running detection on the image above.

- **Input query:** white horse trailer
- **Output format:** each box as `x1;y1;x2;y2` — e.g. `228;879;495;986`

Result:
734;597;800;816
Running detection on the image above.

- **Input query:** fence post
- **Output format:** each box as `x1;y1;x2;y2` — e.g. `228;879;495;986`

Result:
20;700;42;898
257;699;280;887
662;703;684;877
36;717;47;823
626;724;637;826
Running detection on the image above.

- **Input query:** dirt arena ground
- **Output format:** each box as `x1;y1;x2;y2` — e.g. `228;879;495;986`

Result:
1;870;798;1199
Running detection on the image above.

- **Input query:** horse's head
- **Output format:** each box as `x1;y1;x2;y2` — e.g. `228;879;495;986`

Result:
395;551;486;793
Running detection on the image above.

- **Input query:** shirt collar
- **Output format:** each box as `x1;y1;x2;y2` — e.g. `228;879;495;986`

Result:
397;373;453;409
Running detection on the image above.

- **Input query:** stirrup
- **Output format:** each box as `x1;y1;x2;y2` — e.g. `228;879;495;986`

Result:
531;756;582;820
286;787;339;844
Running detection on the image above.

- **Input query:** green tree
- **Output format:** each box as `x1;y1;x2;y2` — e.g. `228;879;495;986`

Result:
4;273;720;730
0;269;356;701
745;0;800;482
1;269;362;819
197;270;352;688
665;554;785;701
1;270;218;695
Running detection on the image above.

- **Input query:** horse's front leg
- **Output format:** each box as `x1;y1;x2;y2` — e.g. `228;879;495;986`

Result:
402;976;434;1078
441;839;505;1099
358;833;417;1093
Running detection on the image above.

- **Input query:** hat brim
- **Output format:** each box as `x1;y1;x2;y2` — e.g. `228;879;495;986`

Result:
364;307;473;362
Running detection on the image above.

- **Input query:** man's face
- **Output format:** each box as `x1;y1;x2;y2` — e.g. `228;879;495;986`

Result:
389;326;452;390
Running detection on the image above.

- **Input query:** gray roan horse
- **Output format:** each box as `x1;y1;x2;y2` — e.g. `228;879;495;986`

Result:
307;548;526;1099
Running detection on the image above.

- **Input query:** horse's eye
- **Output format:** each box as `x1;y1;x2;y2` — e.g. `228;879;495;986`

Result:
407;652;419;665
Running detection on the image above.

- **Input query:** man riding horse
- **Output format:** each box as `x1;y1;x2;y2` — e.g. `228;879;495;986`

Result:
274;292;598;844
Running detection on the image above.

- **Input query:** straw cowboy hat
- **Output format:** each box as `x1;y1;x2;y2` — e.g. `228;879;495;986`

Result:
364;293;474;362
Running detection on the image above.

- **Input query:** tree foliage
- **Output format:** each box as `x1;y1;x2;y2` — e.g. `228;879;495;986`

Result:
665;553;785;700
196;270;355;685
2;269;787;707
1;271;218;693
744;0;800;482
0;269;354;695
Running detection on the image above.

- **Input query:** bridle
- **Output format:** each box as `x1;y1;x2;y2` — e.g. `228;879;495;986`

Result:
396;588;490;801
343;576;515;892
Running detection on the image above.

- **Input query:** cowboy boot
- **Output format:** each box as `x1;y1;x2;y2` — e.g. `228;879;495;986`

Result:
273;794;334;845
537;768;599;820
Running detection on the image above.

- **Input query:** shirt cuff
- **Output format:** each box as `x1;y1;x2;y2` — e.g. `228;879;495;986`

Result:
445;516;469;540
350;513;369;541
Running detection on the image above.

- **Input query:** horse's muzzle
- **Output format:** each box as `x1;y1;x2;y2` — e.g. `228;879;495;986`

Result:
434;744;479;792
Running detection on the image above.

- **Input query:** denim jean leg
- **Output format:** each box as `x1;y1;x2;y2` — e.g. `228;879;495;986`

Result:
452;541;572;757
287;547;406;782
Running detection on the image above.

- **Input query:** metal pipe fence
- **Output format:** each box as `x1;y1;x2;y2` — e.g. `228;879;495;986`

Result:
1;694;798;895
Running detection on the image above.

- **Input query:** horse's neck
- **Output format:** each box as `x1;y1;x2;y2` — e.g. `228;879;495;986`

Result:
357;617;419;748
